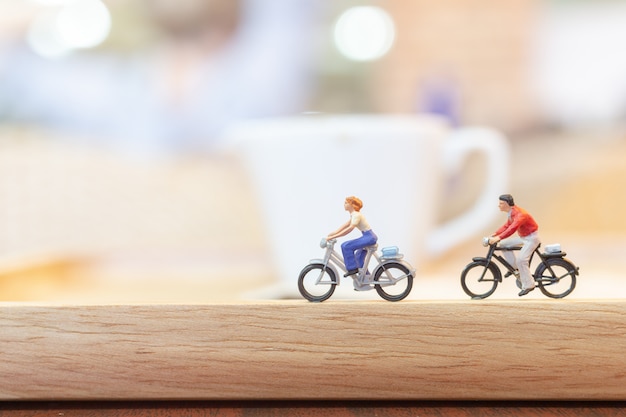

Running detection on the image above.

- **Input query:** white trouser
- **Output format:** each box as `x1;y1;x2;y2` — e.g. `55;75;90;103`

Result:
499;232;540;290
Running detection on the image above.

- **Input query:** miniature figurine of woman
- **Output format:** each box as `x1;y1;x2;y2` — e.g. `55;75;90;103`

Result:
327;196;378;277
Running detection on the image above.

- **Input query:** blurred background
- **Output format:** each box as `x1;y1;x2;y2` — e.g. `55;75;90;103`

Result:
0;0;625;302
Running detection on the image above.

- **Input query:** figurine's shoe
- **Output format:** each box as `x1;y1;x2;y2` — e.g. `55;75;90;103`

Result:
505;270;520;278
344;269;359;277
518;287;535;297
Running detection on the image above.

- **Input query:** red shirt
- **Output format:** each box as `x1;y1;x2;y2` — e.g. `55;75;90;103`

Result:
495;206;538;239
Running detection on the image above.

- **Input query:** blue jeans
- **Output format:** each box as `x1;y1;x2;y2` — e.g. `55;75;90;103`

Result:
341;230;378;271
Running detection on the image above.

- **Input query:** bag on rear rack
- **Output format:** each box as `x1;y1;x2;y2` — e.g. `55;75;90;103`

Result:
543;243;566;257
381;246;403;260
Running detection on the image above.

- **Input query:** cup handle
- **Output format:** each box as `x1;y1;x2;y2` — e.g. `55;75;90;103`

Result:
426;127;509;256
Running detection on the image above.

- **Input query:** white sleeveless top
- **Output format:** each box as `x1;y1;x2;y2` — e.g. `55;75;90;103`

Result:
350;212;371;232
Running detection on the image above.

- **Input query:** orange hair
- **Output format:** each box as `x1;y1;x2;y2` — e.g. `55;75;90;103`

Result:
345;196;363;211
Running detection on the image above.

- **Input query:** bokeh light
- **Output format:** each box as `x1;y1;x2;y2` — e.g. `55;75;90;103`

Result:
27;0;111;58
333;6;395;62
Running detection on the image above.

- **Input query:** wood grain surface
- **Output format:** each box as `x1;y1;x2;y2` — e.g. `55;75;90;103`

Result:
2;300;626;401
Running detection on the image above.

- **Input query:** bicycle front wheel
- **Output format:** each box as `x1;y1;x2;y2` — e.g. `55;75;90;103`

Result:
298;263;337;302
460;261;500;299
535;258;577;298
373;262;414;302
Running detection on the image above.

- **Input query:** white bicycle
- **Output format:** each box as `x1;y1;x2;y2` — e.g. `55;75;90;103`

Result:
297;238;416;302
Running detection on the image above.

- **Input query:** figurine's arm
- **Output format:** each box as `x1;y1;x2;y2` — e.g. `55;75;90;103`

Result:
489;211;526;244
492;223;507;238
488;235;501;245
489;224;505;244
327;220;354;240
489;221;509;244
494;213;525;241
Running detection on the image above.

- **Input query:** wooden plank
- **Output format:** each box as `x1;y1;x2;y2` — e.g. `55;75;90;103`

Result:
1;300;625;401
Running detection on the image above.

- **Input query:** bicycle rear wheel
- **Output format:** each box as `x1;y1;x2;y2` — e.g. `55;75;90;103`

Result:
298;263;337;302
535;258;577;298
460;260;500;299
373;262;413;302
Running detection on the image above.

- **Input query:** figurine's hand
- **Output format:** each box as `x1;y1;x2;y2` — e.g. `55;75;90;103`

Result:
488;236;501;245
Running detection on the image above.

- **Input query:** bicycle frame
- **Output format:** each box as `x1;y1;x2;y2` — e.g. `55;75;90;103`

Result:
490;245;536;281
310;239;411;287
478;243;573;284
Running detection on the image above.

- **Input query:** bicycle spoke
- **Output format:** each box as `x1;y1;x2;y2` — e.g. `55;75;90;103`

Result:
374;263;413;301
536;258;576;298
377;272;409;285
298;263;337;302
461;261;499;299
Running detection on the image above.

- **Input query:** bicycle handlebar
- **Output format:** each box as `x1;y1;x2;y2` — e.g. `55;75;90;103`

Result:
320;238;337;248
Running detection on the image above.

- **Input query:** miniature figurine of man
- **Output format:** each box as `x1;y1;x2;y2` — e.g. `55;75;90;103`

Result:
488;194;540;297
327;196;378;278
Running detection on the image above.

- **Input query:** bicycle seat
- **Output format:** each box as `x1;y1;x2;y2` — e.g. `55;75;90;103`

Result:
497;242;542;251
497;244;523;251
364;244;378;252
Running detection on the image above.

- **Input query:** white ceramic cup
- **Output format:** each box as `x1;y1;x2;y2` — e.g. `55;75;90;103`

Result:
222;114;509;298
